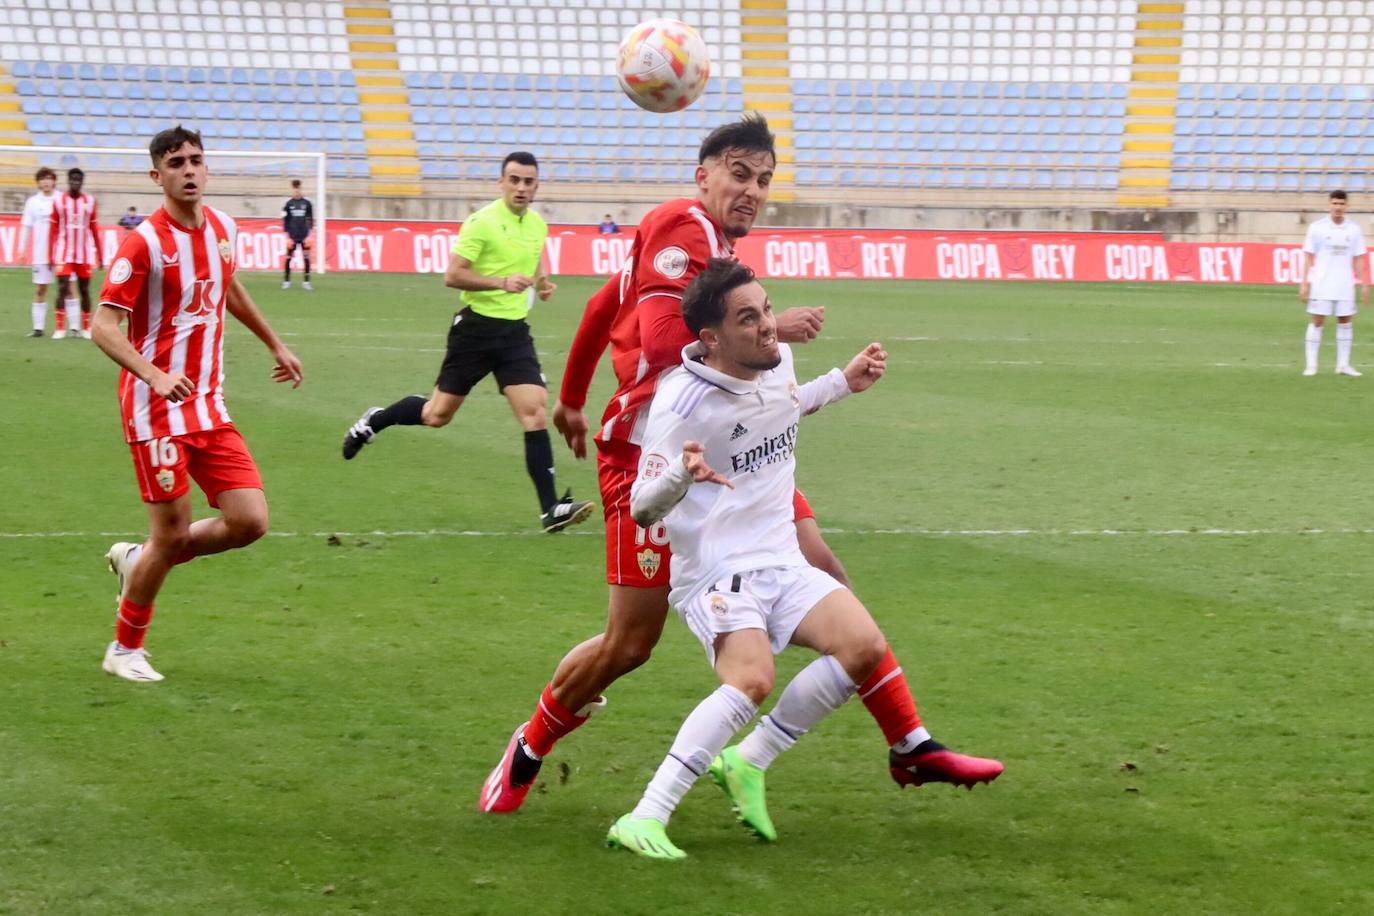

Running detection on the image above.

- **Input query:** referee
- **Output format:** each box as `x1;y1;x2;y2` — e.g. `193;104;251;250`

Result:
340;152;594;533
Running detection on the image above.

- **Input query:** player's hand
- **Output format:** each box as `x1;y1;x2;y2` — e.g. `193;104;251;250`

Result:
502;274;535;293
552;401;589;460
537;276;558;301
1299;282;1310;303
843;342;887;393
271;345;304;388
682;440;733;488
775;306;825;343
152;370;195;403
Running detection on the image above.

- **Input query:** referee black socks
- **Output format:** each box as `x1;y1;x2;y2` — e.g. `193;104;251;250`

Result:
525;429;559;513
372;395;427;432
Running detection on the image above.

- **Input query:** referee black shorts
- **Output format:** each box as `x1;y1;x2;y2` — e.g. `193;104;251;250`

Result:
435;307;546;396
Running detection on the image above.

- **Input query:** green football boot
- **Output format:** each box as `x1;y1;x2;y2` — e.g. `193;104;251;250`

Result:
605;814;687;861
709;746;778;842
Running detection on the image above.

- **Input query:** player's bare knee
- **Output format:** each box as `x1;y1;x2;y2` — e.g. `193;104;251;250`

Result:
604;635;654;676
728;668;774;705
836;627;887;683
420;407;452;428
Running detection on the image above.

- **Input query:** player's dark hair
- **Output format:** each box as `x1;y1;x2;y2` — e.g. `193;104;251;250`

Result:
502;151;538;173
148;125;204;165
291;179;302;188
1331;189;1348;201
682;258;757;336
35;167;56;182
698;113;775;164
67;167;84;179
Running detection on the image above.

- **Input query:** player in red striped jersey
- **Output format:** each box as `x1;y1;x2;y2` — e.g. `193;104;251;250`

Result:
479;115;998;815
49;168;102;339
90;125;304;682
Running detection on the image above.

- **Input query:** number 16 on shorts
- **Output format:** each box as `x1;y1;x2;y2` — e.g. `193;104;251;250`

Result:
130;435;187;502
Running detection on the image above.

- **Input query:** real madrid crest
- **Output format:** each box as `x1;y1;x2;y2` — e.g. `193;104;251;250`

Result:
788;381;801;408
709;593;729;617
636;548;661;580
218;238;232;262
155;469;176;493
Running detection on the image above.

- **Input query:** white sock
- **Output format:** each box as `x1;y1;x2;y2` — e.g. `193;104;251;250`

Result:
632;684;757;825
64;298;80;331
892;726;934;755
31;300;46;331
1306;323;1323;371
1337;323;1354;368
737;655;856;771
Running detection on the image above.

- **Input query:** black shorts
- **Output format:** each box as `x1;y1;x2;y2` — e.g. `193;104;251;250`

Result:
435;307;545;396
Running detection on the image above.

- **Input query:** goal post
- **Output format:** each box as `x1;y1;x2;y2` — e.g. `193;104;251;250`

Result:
0;145;327;274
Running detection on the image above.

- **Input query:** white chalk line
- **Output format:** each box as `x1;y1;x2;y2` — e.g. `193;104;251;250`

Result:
4;527;1374;540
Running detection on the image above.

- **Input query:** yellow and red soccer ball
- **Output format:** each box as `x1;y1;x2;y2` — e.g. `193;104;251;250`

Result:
616;18;711;113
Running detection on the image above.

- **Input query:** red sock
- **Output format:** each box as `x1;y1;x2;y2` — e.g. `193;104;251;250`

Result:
81;310;91;331
115;596;155;650
858;646;922;747
55;309;66;331
523;683;592;757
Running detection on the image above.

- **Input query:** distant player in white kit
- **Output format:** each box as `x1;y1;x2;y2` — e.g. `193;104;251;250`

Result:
606;259;1002;860
17;167;58;337
1300;189;1368;376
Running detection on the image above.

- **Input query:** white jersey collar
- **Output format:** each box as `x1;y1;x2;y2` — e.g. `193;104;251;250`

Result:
680;341;759;395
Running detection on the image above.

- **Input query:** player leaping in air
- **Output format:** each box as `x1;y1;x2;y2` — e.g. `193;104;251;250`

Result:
479;114;1001;814
91;125;304;682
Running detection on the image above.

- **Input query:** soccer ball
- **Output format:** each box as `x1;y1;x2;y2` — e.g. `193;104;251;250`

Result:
616;18;711;113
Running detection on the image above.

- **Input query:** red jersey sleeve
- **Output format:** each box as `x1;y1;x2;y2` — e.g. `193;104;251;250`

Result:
99;232;151;313
559;274;621;409
637;212;718;369
88;197;102;263
49;204;59;263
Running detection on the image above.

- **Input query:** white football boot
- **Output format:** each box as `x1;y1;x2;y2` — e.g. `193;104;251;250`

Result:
102;642;164;682
1336;364;1362;377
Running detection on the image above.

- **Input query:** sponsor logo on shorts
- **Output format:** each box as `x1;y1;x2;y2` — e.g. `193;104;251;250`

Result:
109;257;133;284
636;548;661;580
155;468;175;493
653;246;689;279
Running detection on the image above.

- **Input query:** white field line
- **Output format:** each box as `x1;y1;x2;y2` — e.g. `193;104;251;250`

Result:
4;527;1374;540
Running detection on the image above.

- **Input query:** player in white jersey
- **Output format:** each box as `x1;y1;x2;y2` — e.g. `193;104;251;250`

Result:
1300;189;1368;376
606;259;1002;860
17;167;58;337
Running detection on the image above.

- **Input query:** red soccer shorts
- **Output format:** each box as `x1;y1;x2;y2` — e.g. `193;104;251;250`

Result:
55;262;94;280
129;425;263;507
598;457;820;587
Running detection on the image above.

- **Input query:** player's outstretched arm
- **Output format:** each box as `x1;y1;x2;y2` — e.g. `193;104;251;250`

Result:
797;342;887;416
90;305;195;402
225;277;303;388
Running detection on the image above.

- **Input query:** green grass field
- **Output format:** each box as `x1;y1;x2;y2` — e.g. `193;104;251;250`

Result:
2;269;1371;915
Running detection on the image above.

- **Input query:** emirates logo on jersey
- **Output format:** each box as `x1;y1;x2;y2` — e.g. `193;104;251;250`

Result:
172;278;221;328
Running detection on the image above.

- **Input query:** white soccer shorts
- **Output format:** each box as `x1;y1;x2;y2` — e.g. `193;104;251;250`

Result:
1308;298;1357;317
31;264;54;285
676;565;847;666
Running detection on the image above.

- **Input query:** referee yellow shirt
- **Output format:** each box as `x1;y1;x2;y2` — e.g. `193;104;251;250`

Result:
450;198;548;320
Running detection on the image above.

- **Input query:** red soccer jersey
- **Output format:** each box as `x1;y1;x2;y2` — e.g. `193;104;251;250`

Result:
560;198;733;470
99;206;239;444
50;191;101;266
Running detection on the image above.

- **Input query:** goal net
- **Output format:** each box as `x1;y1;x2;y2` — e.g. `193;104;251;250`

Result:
0;145;327;273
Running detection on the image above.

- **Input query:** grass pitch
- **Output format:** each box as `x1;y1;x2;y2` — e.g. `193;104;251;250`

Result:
1;270;1371;915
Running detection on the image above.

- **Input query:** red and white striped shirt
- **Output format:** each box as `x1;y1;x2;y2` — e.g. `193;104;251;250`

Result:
49;191;101;266
99;206;238;444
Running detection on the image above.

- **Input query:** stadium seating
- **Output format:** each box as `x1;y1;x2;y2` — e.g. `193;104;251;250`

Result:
8;0;1374;197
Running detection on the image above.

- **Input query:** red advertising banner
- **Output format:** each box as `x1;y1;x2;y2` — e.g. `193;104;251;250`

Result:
0;214;1331;285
